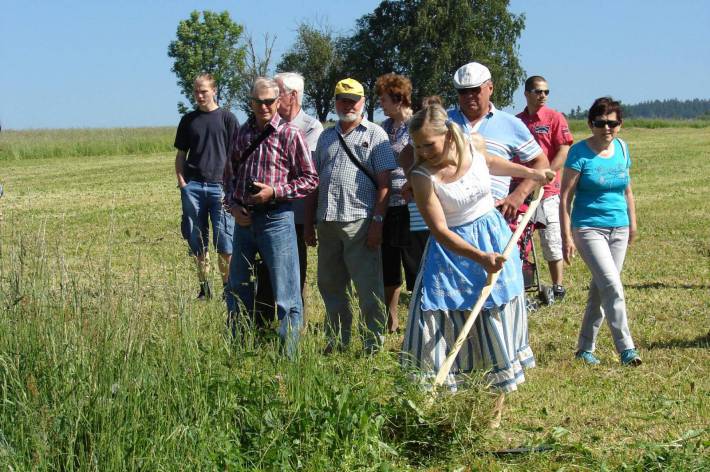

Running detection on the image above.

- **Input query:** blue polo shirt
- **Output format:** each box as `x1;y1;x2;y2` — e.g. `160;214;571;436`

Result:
448;104;543;200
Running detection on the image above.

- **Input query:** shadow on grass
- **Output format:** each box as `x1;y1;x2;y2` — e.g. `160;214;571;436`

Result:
647;332;710;350
626;282;710;290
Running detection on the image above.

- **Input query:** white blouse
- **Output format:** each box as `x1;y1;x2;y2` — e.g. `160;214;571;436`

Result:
412;144;494;227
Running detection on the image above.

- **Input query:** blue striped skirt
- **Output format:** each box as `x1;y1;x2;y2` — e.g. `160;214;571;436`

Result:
400;212;535;392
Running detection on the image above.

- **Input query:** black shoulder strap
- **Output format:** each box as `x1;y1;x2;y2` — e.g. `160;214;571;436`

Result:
337;132;378;187
232;124;275;171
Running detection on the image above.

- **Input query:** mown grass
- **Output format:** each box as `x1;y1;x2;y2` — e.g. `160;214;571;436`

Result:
567;118;710;134
1;118;708;161
0;126;708;470
0;128;175;161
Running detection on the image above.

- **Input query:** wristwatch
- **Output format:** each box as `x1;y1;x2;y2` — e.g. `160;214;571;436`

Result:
372;214;384;223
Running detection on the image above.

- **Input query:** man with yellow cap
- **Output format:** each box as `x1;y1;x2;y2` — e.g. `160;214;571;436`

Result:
304;78;397;354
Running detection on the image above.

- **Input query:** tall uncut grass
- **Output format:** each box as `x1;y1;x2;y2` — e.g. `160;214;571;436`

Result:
0;218;497;470
0;125;708;469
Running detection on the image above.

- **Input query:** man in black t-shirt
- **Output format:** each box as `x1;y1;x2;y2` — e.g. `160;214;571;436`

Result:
174;74;238;300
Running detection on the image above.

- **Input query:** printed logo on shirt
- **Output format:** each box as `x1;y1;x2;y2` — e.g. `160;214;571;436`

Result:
534;125;550;135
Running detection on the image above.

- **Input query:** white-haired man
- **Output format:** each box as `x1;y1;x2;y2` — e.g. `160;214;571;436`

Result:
253;72;323;325
224;77;318;355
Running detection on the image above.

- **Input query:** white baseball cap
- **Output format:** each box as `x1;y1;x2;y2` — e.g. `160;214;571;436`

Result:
453;62;492;89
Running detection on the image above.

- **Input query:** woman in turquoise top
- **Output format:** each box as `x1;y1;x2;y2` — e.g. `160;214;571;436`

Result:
560;97;640;366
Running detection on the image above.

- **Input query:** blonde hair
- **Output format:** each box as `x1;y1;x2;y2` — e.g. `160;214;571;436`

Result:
407;103;467;176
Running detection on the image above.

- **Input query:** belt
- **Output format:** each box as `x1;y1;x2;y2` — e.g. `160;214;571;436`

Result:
239;200;289;213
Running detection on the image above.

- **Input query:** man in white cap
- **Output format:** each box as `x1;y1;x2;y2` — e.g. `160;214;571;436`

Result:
448;62;549;220
304;77;397;354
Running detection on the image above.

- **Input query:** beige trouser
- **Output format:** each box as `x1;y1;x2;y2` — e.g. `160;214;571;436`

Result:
317;219;386;351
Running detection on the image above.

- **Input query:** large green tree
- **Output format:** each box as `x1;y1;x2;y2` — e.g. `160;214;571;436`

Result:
167;10;247;114
339;10;402;121
277;23;343;122
344;0;525;111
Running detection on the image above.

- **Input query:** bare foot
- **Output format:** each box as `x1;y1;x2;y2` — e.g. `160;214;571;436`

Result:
489;393;506;429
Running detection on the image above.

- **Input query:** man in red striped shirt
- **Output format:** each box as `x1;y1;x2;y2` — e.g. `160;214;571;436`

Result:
224;77;318;355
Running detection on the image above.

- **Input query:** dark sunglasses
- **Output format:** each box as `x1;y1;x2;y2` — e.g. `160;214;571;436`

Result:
528;88;550;96
251;97;277;106
457;86;482;95
591;119;621;128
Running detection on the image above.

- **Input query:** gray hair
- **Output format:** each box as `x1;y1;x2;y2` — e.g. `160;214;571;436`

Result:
275;72;305;106
251;77;279;98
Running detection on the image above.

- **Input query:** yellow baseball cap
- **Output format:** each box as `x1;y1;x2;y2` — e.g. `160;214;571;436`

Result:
334;78;364;101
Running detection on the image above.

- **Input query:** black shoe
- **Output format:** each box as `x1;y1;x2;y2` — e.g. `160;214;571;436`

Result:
552;284;566;301
197;281;213;301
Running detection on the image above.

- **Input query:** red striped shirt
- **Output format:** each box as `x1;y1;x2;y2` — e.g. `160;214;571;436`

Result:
225;114;318;207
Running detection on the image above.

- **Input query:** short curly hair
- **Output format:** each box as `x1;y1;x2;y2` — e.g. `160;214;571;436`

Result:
375;73;412;108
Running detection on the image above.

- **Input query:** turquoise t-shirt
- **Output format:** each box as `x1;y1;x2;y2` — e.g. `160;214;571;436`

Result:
565;138;631;228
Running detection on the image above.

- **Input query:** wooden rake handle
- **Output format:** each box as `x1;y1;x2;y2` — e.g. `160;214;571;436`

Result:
432;185;545;388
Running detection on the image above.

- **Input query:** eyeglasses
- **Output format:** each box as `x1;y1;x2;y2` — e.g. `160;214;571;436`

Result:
457;86;483;96
251;97;277;106
528;89;550;96
591;119;621;128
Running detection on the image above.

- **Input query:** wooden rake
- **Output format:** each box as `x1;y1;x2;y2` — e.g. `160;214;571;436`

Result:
432;185;546;388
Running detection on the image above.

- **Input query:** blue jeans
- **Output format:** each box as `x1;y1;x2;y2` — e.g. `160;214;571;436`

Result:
180;181;234;256
225;203;302;355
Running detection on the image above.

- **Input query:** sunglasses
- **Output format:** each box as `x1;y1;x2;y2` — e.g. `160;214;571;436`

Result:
457;86;482;95
591;119;621;128
528;88;550;96
251;97;278;106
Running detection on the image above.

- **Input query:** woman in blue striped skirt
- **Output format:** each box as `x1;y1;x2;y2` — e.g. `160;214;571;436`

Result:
401;102;552;406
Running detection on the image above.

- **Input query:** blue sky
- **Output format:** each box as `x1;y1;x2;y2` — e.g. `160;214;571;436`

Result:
1;0;708;129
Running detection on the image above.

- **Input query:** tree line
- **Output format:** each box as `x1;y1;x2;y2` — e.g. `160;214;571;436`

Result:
567;98;710;120
167;1;525;121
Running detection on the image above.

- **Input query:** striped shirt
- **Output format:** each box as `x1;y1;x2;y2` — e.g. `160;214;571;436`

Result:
225;114;318;207
314;117;397;222
448;104;543;200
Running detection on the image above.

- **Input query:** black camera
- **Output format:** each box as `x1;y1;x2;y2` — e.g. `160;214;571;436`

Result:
246;178;260;195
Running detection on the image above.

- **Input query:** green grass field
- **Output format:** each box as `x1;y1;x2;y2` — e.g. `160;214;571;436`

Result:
0;125;708;470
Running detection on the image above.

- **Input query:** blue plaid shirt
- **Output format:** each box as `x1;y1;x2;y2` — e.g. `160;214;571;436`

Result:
314;118;397;222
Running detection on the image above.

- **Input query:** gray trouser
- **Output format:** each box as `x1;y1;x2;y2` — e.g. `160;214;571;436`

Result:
317;219;386;350
573;226;635;353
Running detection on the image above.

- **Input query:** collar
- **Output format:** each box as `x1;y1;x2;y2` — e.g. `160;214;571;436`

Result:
523;104;547;120
336;115;368;135
293;108;306;122
251;113;284;132
455;103;495;132
456;102;495;121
